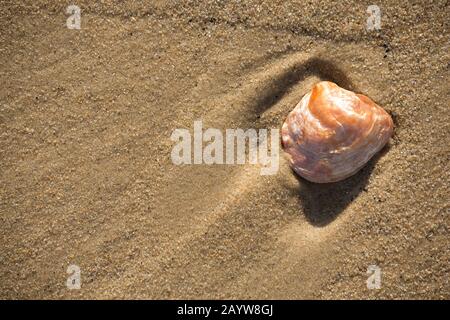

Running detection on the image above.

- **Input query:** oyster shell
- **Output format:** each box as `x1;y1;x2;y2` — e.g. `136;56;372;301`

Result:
281;81;393;183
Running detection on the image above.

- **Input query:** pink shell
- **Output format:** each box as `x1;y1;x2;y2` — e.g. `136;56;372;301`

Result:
281;81;393;183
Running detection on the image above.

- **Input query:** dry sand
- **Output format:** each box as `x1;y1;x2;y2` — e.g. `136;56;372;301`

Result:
0;1;449;299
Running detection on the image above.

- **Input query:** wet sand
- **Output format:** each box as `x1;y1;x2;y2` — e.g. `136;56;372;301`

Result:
0;1;449;299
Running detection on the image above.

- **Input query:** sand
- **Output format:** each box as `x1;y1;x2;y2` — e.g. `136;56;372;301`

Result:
0;1;448;299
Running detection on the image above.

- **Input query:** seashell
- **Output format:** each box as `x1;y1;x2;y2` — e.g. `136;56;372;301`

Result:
281;81;393;183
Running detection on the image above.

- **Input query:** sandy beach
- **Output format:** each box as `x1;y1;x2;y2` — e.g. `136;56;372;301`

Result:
0;1;449;299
